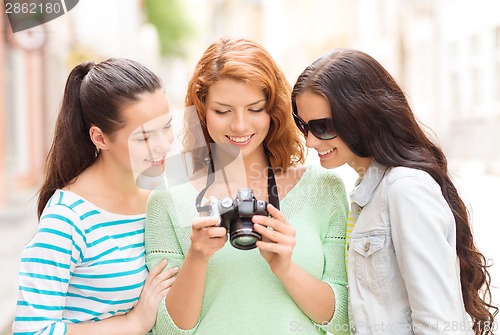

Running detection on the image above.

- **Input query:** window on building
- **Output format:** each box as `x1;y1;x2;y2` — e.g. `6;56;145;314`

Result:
496;27;500;103
497;61;500;101
450;72;461;116
496;26;500;48
472;67;480;106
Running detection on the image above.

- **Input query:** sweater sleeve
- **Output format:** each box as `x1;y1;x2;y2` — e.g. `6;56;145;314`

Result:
12;204;86;335
145;190;199;335
315;173;350;335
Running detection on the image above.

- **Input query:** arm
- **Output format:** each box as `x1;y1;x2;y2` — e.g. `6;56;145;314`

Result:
13;204;177;335
13;205;86;335
253;205;336;324
65;260;176;335
388;175;470;334
164;217;226;329
253;171;350;334
145;191;227;333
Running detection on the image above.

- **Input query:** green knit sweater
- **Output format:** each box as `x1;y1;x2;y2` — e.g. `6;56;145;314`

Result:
145;164;350;335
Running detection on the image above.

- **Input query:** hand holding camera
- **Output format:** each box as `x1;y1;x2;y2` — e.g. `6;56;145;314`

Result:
208;188;269;250
189;216;228;260
251;203;297;278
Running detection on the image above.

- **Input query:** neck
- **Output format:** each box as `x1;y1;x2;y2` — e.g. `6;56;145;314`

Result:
243;147;269;181
349;156;373;177
92;155;142;195
210;146;269;198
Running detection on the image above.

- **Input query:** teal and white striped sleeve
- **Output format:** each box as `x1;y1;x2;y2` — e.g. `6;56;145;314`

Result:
13;203;86;335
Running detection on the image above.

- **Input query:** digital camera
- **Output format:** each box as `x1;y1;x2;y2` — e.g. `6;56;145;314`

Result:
209;188;268;250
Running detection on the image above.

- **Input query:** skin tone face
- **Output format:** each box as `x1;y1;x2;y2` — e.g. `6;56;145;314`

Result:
205;78;270;164
294;91;372;175
128;111;174;179
106;89;173;178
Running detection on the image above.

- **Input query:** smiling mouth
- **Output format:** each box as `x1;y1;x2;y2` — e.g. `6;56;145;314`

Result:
145;156;165;164
226;134;253;143
318;148;334;156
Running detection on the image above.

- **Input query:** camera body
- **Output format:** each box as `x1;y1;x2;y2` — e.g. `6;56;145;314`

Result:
209;188;268;250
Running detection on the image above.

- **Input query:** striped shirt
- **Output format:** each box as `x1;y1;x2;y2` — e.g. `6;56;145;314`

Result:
13;190;148;335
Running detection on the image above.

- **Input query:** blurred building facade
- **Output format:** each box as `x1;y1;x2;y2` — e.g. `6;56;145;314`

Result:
185;0;500;174
399;0;500;174
1;0;499;332
0;0;162;214
0;11;5;205
4;0;499;213
347;0;500;174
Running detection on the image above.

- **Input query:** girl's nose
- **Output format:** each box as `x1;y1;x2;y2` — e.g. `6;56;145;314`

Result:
305;132;322;148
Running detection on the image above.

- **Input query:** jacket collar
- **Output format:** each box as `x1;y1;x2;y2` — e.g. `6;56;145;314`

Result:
350;160;389;207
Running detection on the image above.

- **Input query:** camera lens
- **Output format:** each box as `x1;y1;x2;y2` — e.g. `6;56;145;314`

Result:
234;234;257;246
229;218;261;250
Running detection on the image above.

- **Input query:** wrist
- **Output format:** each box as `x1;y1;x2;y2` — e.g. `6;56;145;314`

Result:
274;262;297;282
124;307;148;335
186;247;212;264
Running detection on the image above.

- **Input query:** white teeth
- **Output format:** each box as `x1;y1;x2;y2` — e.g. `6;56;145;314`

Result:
228;135;252;143
318;148;334;155
146;157;163;163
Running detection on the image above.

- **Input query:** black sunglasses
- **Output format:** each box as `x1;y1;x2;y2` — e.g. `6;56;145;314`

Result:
293;113;337;140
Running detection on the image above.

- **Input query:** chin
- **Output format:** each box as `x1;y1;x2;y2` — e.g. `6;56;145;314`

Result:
319;159;340;170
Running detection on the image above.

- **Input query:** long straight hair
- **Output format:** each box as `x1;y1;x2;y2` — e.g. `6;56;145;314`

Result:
38;58;162;218
292;48;497;334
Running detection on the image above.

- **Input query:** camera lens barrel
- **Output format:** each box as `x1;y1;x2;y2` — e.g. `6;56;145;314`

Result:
229;218;261;250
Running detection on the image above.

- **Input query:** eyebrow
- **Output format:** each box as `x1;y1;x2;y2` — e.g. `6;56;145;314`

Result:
213;99;266;108
131;116;173;136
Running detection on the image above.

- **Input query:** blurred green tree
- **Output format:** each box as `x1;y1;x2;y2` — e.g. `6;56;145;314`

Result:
144;0;193;57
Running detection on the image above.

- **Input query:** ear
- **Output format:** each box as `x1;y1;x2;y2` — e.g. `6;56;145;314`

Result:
89;126;108;150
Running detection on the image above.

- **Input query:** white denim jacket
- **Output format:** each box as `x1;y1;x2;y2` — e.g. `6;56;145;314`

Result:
347;160;473;335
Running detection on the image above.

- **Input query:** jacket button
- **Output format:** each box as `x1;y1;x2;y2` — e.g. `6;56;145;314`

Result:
364;242;370;252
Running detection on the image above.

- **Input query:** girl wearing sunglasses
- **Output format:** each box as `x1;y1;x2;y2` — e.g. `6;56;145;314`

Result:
292;49;497;335
144;37;350;334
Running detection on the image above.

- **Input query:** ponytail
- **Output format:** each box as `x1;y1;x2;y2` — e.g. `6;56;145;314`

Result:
37;62;97;218
37;58;163;219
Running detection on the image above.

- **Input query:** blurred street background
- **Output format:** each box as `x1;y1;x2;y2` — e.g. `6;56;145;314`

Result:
1;0;499;333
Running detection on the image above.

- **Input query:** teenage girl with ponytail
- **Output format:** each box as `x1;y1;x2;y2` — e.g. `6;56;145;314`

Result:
13;58;177;335
292;49;498;334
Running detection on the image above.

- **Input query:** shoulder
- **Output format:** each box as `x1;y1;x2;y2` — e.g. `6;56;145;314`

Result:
42;189;87;219
146;190;173;217
386;167;440;192
39;190;89;241
385;166;447;205
302;164;346;189
292;164;348;207
147;189;172;205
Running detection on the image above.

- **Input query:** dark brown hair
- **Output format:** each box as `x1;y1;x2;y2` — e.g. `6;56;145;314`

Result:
292;48;497;334
38;58;162;218
184;36;304;173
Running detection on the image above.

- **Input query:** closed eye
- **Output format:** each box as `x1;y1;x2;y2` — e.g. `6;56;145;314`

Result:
214;109;231;115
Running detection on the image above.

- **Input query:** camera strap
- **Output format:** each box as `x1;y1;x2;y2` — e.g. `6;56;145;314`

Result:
195;149;280;212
